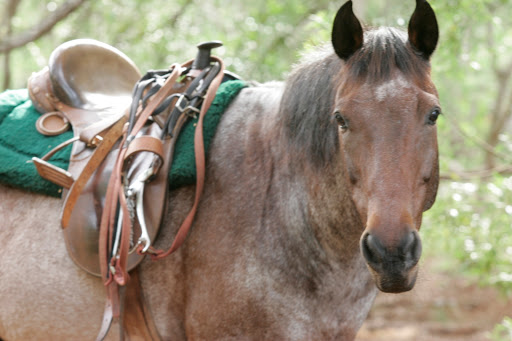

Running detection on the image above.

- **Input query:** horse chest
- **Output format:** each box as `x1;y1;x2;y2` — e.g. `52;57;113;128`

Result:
181;248;377;340
277;259;377;340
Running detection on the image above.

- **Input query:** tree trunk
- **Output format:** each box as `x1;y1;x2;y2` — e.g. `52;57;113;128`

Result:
483;20;512;170
2;0;21;90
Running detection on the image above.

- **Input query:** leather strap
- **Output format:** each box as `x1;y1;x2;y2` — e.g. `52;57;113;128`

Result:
97;270;161;341
124;136;164;165
96;296;114;341
150;57;225;260
95;58;224;341
127;63;183;139
61;115;128;228
96;282;121;341
39;136;79;162
80;112;128;145
99;63;183;284
96;64;184;341
123;270;161;340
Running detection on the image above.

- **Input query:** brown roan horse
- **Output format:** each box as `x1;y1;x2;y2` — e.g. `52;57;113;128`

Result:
0;0;440;340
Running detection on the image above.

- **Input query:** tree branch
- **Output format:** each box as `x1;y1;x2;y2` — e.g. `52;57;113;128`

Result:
485;59;512;168
495;83;512;130
444;112;512;165
253;2;330;72
486;21;499;74
166;0;194;29
0;0;86;53
440;165;512;181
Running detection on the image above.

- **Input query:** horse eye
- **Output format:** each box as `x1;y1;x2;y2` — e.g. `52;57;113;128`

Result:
334;112;349;131
427;109;441;125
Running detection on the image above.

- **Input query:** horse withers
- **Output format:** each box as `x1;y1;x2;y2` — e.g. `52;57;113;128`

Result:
0;0;440;340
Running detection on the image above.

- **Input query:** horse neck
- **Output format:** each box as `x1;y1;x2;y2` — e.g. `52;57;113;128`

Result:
271;138;363;261
208;56;366;292
256;116;365;296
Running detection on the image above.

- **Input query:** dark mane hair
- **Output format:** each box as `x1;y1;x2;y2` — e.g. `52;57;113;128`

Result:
279;52;341;168
279;27;430;168
346;27;430;82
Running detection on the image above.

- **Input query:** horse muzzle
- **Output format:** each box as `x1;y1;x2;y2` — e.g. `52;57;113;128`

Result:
360;229;422;293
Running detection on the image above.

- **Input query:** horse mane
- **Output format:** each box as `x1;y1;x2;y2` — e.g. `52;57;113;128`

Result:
279;27;430;168
278;50;341;168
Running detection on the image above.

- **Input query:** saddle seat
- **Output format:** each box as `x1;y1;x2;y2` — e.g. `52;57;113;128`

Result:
30;39;141;138
49;39;140;111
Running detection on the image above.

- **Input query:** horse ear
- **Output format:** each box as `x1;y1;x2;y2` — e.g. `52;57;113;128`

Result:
332;0;363;61
408;0;439;59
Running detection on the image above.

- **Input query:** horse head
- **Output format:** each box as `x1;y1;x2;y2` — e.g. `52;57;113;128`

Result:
331;0;440;293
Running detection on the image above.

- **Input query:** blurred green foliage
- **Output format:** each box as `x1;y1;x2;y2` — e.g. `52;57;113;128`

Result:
422;176;512;294
1;0;511;315
489;316;512;341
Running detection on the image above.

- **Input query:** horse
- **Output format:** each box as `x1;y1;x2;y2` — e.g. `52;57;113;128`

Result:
0;0;440;339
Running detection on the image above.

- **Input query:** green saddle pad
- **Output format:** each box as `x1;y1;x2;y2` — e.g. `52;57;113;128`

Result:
0;80;247;197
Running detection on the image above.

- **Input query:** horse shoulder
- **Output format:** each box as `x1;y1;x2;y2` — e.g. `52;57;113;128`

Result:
138;82;288;339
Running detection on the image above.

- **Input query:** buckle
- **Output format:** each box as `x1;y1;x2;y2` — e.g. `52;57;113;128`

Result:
88;135;103;148
175;94;200;119
175;95;189;112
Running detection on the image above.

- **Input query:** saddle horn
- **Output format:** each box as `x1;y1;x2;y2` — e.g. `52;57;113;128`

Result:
192;41;223;70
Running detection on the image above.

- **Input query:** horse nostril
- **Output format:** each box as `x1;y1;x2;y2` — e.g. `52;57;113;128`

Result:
400;231;422;263
402;231;415;251
361;233;385;265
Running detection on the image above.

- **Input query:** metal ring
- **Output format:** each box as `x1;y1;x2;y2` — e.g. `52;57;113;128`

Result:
35;111;70;136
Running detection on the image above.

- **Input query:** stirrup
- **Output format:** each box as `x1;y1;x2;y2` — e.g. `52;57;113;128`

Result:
32;136;79;188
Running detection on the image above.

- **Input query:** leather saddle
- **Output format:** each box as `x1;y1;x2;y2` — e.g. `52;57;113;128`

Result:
29;39;223;276
30;38;227;340
29;39;153;276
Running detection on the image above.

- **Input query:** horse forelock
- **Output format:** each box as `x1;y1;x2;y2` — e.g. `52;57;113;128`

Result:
345;27;431;84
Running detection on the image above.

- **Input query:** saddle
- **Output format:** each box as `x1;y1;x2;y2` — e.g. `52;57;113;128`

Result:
30;39;147;275
29;38;227;340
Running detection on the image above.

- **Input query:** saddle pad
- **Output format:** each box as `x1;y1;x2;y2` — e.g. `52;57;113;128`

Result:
0;80;247;197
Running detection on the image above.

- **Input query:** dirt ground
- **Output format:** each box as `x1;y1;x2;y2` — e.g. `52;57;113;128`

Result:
356;259;512;341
